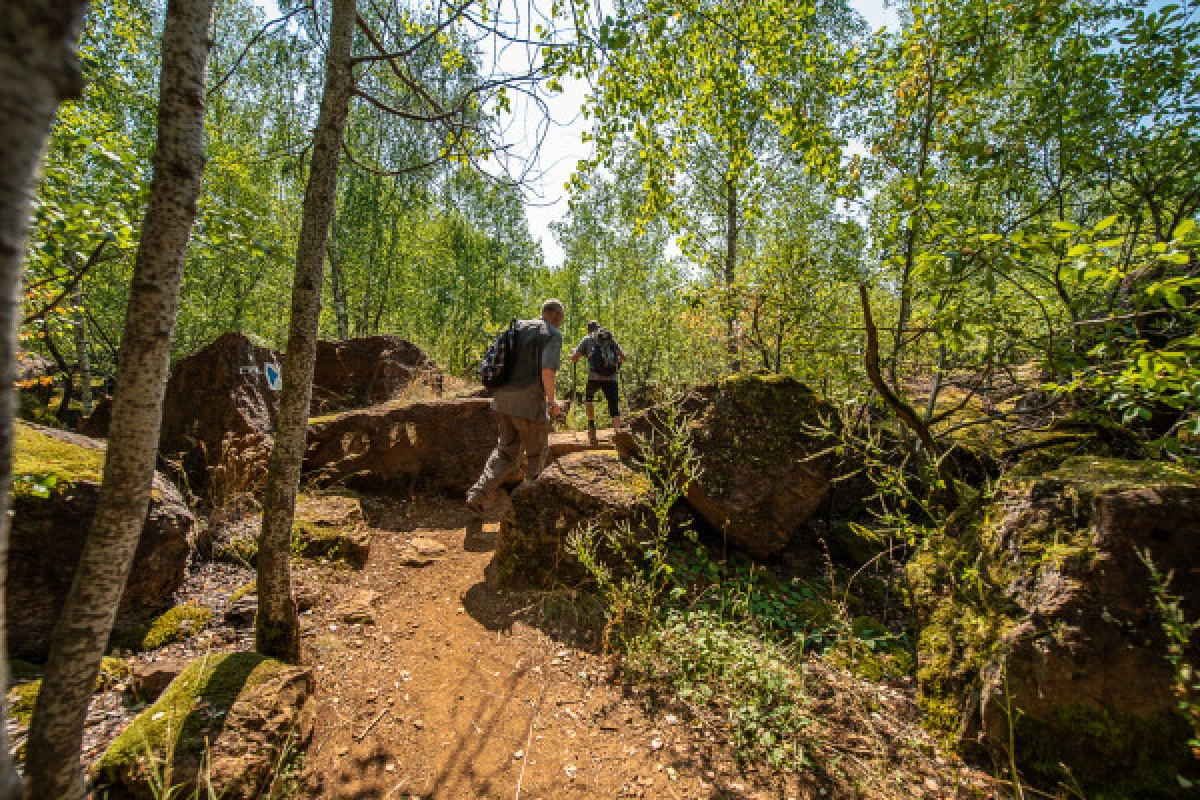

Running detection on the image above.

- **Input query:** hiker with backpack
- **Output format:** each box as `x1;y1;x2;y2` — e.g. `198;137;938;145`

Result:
570;320;627;444
467;299;566;512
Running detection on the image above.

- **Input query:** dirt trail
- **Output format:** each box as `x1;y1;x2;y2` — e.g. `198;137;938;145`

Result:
300;495;774;800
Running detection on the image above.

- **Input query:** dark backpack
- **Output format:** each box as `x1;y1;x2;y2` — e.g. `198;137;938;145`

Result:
589;329;620;376
479;319;520;389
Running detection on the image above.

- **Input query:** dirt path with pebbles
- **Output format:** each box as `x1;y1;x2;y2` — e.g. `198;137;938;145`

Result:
299;498;778;800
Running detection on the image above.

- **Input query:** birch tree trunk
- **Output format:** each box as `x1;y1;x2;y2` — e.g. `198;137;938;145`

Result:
22;0;214;795
0;3;89;797
255;0;356;662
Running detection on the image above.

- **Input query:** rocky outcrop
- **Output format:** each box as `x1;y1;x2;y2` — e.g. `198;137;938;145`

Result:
311;335;442;414
491;450;654;588
303;397;497;494
909;457;1200;795
94;653;314;800
159;332;282;493
634;373;838;560
10;424;194;660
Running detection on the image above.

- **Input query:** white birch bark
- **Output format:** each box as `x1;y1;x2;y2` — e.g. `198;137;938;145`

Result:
0;3;88;797
22;0;214;795
255;0;356;661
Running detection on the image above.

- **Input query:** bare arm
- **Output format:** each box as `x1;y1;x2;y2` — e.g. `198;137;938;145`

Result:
542;368;559;411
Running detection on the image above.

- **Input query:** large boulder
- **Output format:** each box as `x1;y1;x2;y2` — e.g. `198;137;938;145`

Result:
303;397;497;494
492;450;654;588
93;653;315;799
10;424;194;660
159;332;281;493
311;335;442;414
635;373;839;560
909;457;1200;795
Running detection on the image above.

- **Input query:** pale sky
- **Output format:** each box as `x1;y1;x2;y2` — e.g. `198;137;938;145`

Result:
250;0;899;265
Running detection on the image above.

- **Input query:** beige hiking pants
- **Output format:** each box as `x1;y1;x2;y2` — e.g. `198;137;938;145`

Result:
469;412;549;499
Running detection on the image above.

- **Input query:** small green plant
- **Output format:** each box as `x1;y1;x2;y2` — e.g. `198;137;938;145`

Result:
1141;549;1200;761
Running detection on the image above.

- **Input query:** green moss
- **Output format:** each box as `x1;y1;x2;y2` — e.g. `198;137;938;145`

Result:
97;656;131;690
1045;456;1200;490
215;532;259;565
8;681;40;726
12;423;105;498
7;657;130;726
93;652;286;786
229;581;257;603
114;604;213;652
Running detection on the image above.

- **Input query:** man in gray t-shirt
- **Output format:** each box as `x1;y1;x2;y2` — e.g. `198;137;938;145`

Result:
571;320;626;443
467;299;565;510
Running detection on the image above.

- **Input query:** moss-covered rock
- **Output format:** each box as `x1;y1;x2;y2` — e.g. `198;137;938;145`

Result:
292;493;370;567
12;423;104;499
908;457;1200;795
92;652;314;800
492;450;654;589
10;423;195;660
634;373;839;560
113;604;213;652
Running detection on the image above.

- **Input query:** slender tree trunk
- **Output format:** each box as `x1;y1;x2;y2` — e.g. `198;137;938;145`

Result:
0;4;89;796
256;0;356;662
724;176;740;372
73;282;92;416
23;1;214;795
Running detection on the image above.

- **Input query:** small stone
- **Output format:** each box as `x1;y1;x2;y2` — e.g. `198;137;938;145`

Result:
413;719;425;730
513;749;524;760
564;764;577;779
650;738;663;750
337;746;349;757
664;714;679;726
385;764;396;772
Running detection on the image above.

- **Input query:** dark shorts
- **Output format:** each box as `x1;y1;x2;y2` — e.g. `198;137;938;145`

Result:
584;379;620;417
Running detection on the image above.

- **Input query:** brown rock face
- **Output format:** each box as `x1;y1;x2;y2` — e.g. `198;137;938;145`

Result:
311;335;442;414
303;397;497;494
910;457;1200;795
10;427;195;660
635;373;838;560
492;450;654;588
159;332;282;492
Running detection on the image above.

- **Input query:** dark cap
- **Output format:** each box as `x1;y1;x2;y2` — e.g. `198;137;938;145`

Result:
586;320;600;332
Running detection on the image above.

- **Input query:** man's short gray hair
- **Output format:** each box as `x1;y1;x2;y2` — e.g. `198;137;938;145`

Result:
541;298;564;317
